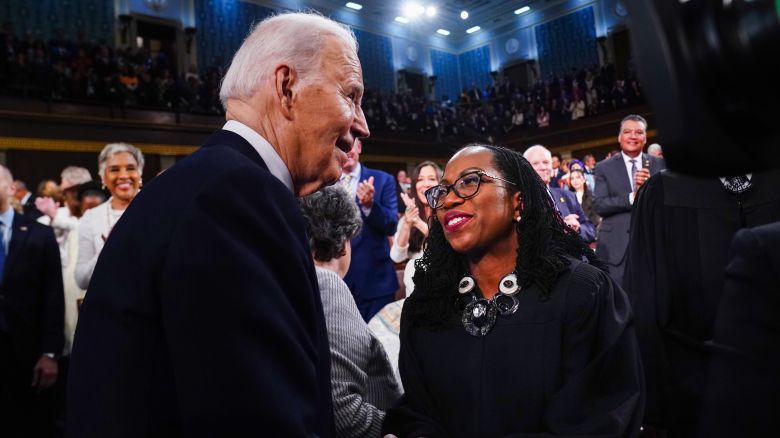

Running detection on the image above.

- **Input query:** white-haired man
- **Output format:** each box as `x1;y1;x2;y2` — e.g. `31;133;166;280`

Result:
524;145;595;242
68;13;369;437
647;143;663;158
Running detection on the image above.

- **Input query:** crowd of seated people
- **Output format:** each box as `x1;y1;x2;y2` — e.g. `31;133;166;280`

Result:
362;63;644;143
1;27;645;134
0;26;224;113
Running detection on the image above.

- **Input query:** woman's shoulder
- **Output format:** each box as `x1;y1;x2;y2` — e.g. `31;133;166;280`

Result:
79;202;108;225
560;260;614;319
567;260;609;289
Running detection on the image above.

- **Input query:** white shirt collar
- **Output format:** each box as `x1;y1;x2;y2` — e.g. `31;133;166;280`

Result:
621;151;644;169
222;120;294;193
343;162;361;181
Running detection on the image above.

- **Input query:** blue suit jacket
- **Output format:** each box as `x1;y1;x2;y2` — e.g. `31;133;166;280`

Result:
550;187;596;242
68;130;334;437
344;165;399;300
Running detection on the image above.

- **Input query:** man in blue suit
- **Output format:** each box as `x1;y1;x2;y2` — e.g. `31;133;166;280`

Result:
341;139;399;321
524;145;596;242
594;114;665;286
67;13;370;437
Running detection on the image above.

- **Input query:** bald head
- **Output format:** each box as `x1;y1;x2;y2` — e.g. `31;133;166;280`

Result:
523;144;553;185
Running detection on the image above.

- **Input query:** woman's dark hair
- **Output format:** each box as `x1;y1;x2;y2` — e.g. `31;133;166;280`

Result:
299;186;362;262
409;161;443;254
567;168;589;192
405;144;605;329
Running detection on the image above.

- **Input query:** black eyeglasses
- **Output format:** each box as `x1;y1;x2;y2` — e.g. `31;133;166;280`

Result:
424;170;517;209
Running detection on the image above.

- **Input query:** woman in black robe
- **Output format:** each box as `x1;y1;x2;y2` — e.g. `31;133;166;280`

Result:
383;144;644;438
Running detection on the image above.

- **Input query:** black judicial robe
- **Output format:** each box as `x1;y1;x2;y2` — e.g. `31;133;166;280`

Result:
384;259;644;438
623;169;780;434
699;222;780;437
67;130;334;437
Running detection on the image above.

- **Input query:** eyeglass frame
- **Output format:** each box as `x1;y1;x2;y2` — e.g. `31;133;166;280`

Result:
424;170;517;209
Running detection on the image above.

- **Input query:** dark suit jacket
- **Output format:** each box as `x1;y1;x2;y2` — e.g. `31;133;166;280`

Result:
577;187;600;227
67;130;334;437
550;187;596;242
700;222;780;437
549;168;563;189
0;212;64;367
344;165;399;300
593;153;665;266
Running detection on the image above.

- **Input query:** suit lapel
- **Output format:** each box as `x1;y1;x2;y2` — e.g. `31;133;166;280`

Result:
612;154;633;193
4;214;31;280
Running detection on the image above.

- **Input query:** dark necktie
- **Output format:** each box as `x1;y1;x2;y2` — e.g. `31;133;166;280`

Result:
630;159;637;191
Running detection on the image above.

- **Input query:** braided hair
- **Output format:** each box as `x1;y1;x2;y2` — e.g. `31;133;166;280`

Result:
404;144;605;329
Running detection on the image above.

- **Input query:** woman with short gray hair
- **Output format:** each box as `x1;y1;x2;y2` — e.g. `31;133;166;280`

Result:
75;143;144;289
299;186;402;438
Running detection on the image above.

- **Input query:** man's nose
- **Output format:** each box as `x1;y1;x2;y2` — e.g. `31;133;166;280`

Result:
353;106;370;139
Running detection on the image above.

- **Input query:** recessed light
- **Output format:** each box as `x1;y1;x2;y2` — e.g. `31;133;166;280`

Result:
345;2;362;10
395;16;410;24
466;26;481;34
514;6;530;14
436;29;450;36
426;6;436;17
460;10;469;20
404;2;425;18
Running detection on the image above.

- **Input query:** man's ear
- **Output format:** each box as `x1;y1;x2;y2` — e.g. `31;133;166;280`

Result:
274;64;296;119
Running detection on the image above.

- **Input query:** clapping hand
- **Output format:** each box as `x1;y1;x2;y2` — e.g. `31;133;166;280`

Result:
35;197;60;220
357;176;375;209
400;193;418;224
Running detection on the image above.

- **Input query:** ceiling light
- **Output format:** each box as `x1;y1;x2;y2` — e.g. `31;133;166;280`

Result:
395;16;410;24
426;6;436;17
514;6;530;14
460;10;469;20
404;2;425;18
345;2;362;10
466;26;481;34
436;29;450;36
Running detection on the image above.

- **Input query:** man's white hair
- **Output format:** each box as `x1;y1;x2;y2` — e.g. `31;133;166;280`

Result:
219;12;358;108
648;143;662;154
523;144;551;160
